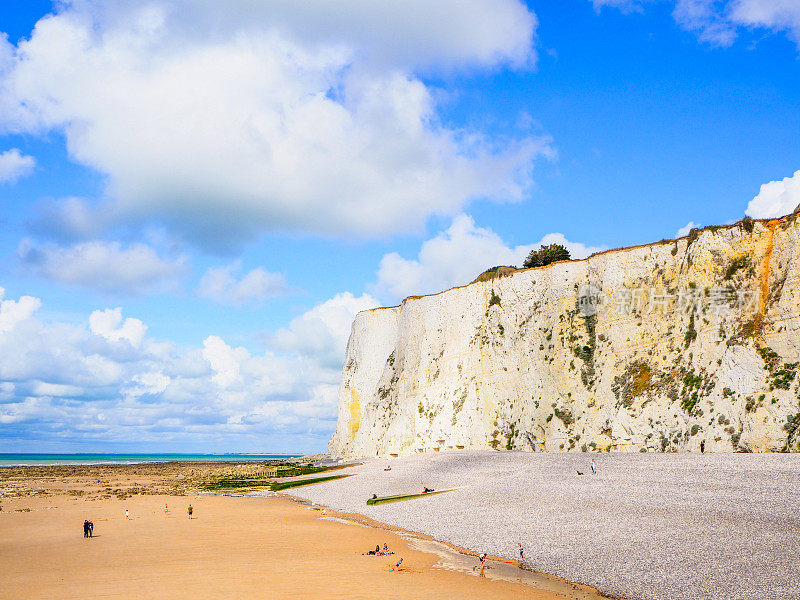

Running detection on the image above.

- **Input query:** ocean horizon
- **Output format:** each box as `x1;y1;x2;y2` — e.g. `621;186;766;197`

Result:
0;453;301;467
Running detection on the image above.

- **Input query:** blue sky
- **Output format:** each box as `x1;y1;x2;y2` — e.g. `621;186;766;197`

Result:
1;0;799;453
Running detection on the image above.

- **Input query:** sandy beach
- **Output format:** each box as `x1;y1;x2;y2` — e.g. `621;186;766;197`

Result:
0;461;590;600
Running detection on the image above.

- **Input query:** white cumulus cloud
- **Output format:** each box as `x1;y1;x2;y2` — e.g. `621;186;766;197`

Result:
198;262;288;305
32;381;84;397
673;0;737;45
202;335;246;388
372;214;605;302
591;0;800;46
0;288;367;451
18;239;187;294
676;221;700;237
0;0;546;250
122;371;170;401
268;292;380;370
89;307;147;348
0;148;35;183
729;0;800;43
0;287;42;335
745;170;800;219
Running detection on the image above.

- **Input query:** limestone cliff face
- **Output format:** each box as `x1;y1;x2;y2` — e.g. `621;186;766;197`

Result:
329;215;800;457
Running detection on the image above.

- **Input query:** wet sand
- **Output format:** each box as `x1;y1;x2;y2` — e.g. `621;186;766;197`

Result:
0;463;584;600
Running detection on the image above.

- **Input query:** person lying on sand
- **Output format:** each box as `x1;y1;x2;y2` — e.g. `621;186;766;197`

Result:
384;466;391;471
422;487;434;493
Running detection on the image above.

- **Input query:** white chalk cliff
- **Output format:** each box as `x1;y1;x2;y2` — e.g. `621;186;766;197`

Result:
330;213;800;457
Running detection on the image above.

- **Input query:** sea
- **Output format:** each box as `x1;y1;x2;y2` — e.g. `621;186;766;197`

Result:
0;453;299;466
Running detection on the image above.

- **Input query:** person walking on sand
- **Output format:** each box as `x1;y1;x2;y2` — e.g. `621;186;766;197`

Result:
518;543;525;561
591;459;596;475
478;553;487;577
83;520;89;538
164;503;169;516
125;509;130;520
88;521;93;537
188;505;193;519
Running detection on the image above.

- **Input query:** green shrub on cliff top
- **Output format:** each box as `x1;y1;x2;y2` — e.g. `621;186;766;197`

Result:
523;244;571;269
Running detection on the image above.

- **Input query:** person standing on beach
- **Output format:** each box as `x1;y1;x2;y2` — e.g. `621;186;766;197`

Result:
125;509;130;520
518;543;525;561
478;553;487;577
164;503;169;516
88;521;93;537
591;459;596;475
83;520;89;538
188;505;193;519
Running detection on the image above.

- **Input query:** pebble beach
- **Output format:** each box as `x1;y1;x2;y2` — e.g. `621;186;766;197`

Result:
290;451;800;600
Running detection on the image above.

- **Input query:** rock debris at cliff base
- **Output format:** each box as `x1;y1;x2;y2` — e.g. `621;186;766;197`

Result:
291;451;800;600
